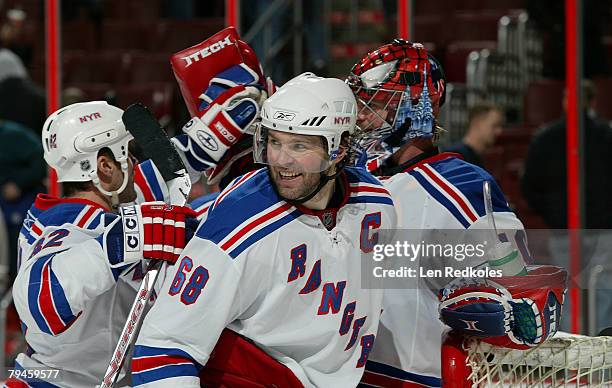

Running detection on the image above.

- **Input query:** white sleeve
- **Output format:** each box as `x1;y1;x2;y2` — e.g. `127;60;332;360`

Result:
12;224;122;336
132;237;266;387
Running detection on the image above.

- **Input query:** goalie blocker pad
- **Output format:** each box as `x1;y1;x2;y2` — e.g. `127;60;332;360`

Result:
439;265;567;350
171;26;266;118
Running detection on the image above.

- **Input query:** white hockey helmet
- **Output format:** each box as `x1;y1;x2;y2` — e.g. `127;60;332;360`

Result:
254;73;357;172
42;101;133;197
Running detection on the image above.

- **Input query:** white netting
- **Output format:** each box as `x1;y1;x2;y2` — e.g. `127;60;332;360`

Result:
465;332;612;387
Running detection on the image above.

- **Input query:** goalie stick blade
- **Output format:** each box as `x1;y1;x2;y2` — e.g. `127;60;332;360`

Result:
122;103;185;182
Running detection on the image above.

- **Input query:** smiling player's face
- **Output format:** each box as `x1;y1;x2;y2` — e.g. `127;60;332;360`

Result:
266;130;330;201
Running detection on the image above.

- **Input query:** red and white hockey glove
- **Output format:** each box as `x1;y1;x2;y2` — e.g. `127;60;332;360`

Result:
438;265;567;349
102;202;198;267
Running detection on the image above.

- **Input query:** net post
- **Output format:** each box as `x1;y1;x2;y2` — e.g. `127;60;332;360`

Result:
441;331;472;388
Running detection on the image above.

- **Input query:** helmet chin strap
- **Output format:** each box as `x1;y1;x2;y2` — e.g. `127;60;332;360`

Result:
90;160;130;210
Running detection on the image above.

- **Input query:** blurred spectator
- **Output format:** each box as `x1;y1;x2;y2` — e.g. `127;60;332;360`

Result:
522;81;612;229
445;103;504;168
0;8;32;67
0;48;46;135
521;80;612;333
0;119;46;279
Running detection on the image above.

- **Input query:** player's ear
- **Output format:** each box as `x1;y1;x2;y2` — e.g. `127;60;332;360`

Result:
97;153;116;183
332;132;350;166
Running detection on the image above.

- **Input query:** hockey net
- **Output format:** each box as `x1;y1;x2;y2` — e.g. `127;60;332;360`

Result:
442;331;612;387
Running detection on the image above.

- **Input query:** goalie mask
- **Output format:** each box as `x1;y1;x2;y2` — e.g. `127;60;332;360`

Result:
347;40;446;164
253;73;357;173
42;101;133;202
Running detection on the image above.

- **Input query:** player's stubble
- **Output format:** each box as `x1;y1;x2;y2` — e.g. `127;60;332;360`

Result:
268;166;324;201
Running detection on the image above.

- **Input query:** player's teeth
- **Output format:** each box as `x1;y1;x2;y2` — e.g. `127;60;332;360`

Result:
280;172;299;178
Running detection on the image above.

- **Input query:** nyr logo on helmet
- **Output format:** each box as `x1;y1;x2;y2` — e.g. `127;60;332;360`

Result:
79;112;102;123
334;116;351;125
181;35;234;67
273;111;295;121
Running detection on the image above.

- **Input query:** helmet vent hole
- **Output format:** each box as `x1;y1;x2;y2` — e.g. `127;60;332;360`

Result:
334;101;344;113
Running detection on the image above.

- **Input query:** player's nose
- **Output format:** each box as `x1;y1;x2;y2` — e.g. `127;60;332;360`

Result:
275;148;297;166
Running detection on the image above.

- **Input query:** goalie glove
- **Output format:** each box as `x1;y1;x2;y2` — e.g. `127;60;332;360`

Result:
171;65;267;184
102;202;198;267
171;27;276;184
438;265;567;349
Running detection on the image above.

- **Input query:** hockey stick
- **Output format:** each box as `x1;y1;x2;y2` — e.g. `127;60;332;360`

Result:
483;180;498;235
483;180;527;276
100;104;191;388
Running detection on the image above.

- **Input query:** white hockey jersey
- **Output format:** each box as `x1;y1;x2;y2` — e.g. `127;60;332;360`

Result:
360;153;529;387
11;160;169;388
12;195;150;387
132;167;397;387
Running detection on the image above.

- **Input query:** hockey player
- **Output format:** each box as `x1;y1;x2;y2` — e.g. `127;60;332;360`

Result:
346;40;565;386
132;74;397;387
9;101;198;387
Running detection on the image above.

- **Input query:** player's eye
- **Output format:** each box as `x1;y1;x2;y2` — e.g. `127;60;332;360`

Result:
290;143;309;152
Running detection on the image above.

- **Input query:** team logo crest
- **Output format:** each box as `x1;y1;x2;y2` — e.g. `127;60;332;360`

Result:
322;211;334;229
80;160;91;171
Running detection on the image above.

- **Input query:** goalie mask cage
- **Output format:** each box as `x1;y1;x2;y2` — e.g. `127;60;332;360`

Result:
442;331;612;387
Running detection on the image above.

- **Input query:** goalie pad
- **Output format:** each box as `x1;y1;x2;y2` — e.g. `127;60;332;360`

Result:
439;265;567;349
